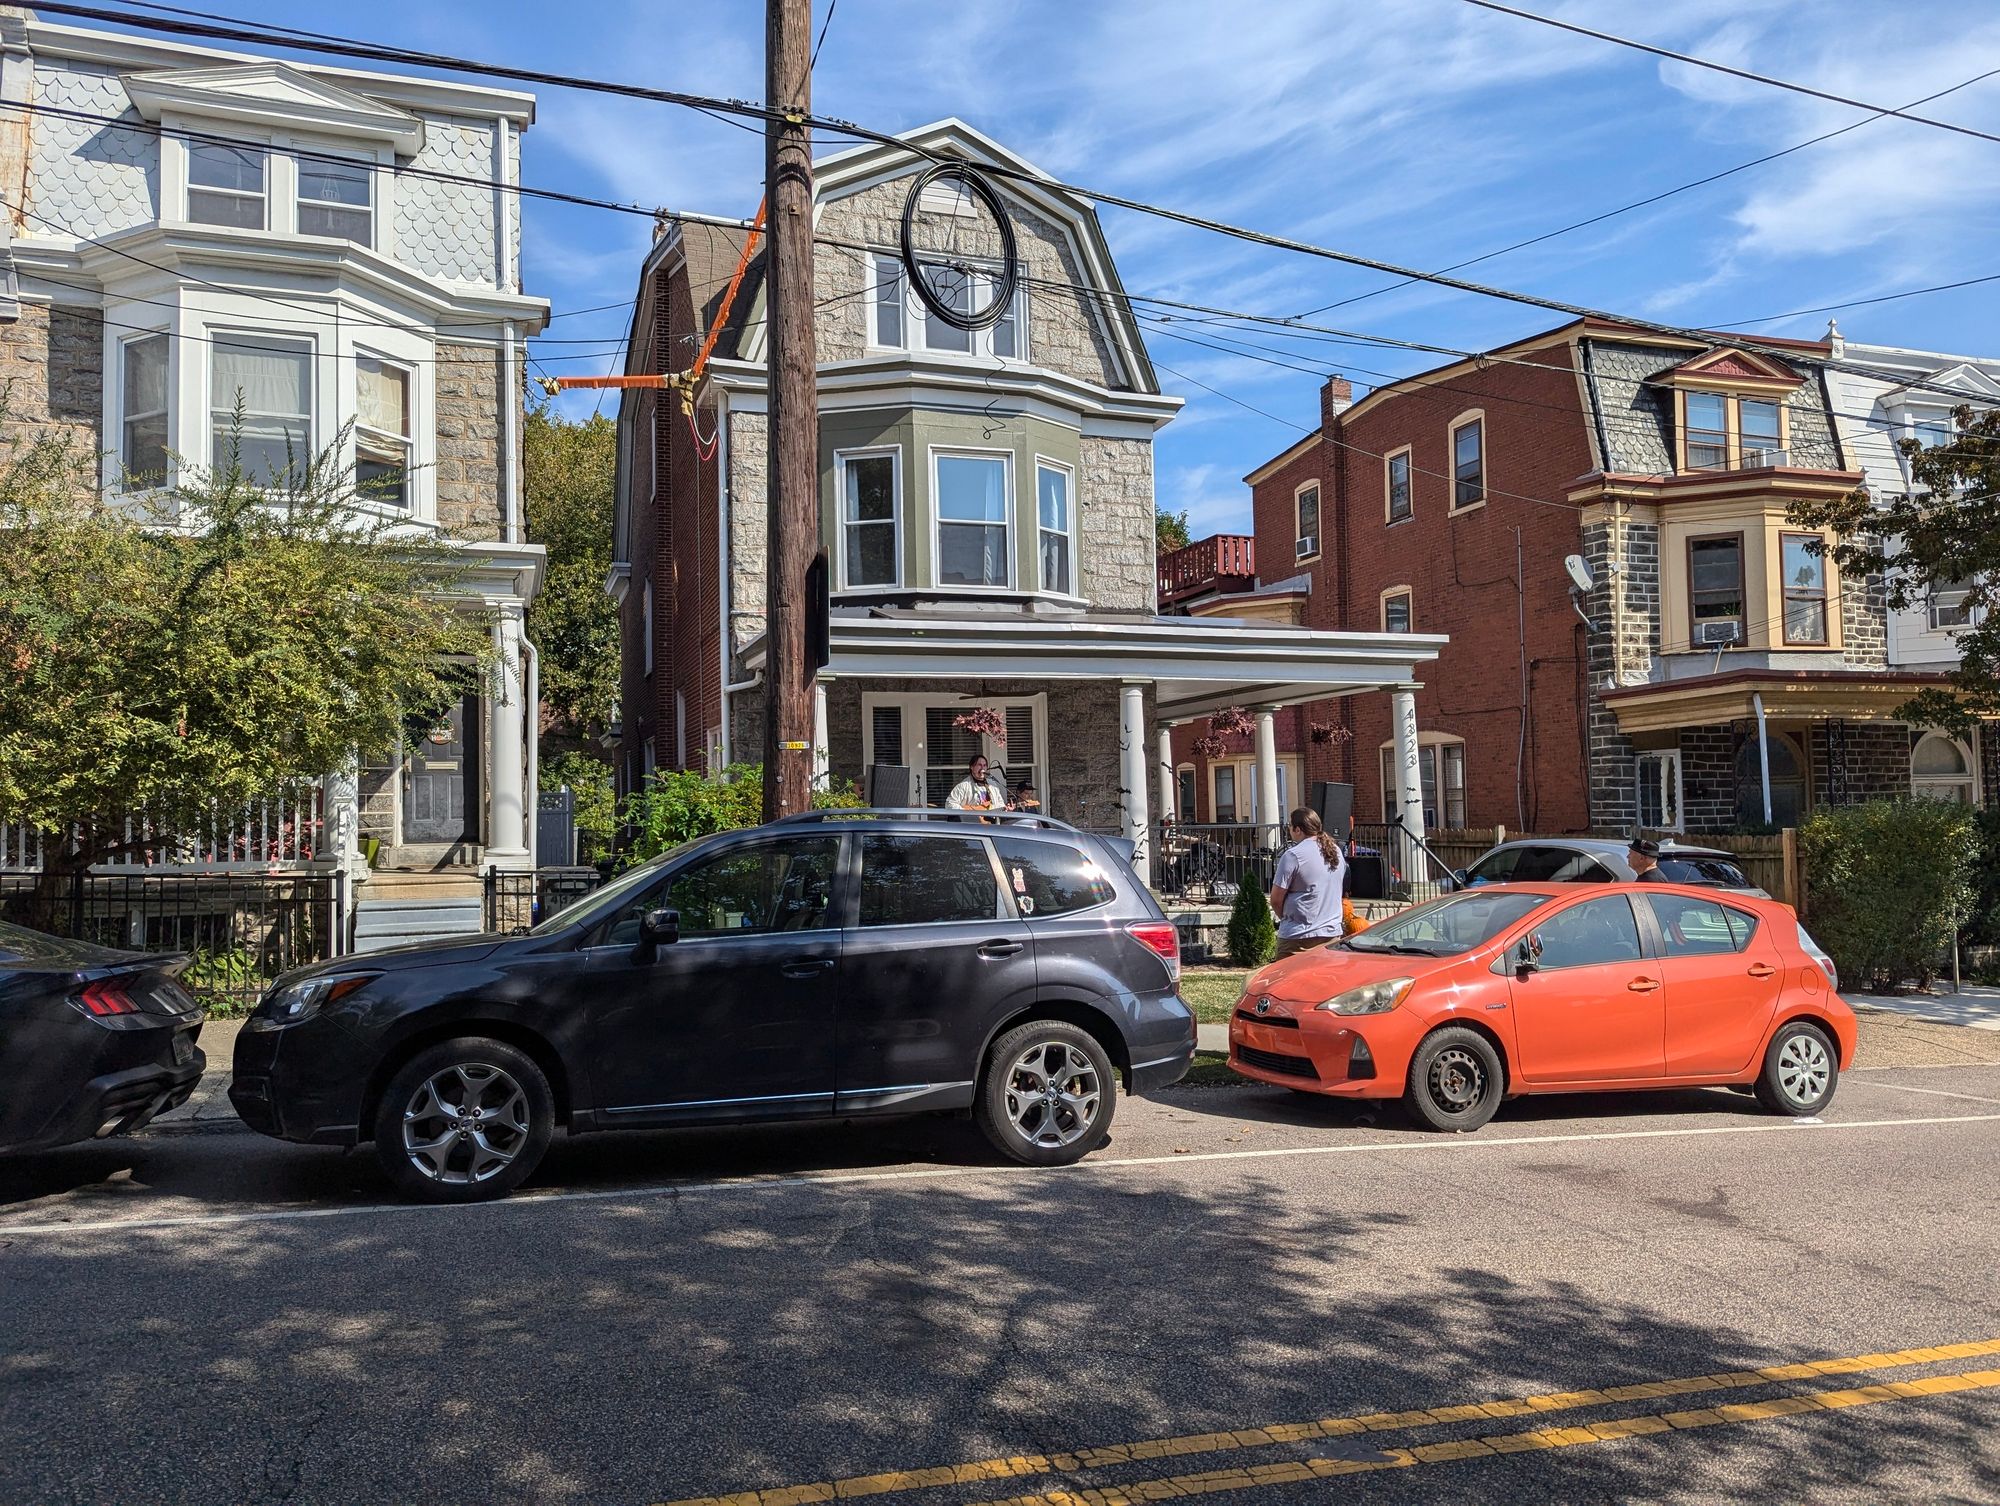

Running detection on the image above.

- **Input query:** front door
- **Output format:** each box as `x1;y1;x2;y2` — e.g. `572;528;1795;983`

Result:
576;834;844;1123
403;696;478;844
1505;893;1665;1082
1640;892;1786;1076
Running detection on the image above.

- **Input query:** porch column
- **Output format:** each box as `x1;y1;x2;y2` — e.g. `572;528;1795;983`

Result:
1254;705;1282;849
485;606;531;870
1156;725;1175;821
812;678;831;791
1119;681;1151;876
1390;685;1425;892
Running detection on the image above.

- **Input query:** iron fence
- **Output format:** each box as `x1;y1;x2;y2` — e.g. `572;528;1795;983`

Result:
1152;822;1283;901
483;867;606;935
0;872;345;1010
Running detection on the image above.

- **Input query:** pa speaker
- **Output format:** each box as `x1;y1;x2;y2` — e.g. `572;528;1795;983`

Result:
867;764;912;806
1346;851;1387;900
1312;780;1354;839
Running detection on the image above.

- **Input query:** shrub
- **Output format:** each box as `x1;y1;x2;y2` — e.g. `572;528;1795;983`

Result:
1226;878;1276;968
618;764;862;864
1968;806;2000;948
541;750;616;863
1799;798;1977;991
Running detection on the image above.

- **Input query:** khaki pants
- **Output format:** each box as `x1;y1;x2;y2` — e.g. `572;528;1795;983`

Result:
1275;934;1334;959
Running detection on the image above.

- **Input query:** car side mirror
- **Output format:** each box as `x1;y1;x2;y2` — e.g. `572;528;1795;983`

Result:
1514;934;1542;974
640;908;680;946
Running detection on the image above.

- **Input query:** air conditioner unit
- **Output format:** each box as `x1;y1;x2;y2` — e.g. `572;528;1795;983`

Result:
1296;534;1319;560
1741;445;1788;469
1694;620;1742;646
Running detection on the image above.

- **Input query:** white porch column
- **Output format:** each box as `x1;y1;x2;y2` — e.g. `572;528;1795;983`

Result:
1119;682;1151;875
485;606;531;870
812;678;831;791
1254;705;1282;849
1390;685;1426;893
1156;725;1176;821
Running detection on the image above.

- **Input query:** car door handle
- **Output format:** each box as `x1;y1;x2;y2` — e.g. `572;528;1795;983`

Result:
779;958;835;979
1627;977;1662;993
1747;963;1777;978
978;940;1026;959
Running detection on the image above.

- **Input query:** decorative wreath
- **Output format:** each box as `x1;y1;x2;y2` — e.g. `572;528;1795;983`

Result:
953;705;1008;744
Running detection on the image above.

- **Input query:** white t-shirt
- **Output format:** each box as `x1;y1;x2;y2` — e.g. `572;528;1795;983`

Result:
1272;835;1345;939
947;776;1009;811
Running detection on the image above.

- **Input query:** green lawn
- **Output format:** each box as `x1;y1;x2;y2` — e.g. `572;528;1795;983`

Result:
1181;967;1250;1024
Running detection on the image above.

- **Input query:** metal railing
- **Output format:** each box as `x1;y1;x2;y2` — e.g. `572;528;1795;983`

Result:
0;783;331;874
0;872;345;1009
483;867;606;935
1153;821;1283;900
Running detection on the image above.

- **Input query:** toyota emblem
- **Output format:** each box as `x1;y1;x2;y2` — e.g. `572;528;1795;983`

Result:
1255;996;1272;1015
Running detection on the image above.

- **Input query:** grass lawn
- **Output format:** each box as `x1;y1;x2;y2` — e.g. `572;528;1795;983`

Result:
1181;967;1250;1024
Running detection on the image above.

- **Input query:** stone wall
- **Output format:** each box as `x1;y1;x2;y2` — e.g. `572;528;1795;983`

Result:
1677;725;1738;833
1580;509;1663;830
1808;722;1909;808
725;408;769;670
1839;567;1889;668
1077;435;1156;612
0;302;103;461
434;341;507;537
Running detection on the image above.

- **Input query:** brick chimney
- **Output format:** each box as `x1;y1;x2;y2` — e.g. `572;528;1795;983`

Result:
1321;375;1353;427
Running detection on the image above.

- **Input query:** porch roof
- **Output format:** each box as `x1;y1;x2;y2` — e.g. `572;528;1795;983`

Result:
1599;667;1955;734
742;609;1446;720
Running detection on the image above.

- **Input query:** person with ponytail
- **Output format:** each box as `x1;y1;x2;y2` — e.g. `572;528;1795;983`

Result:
1268;807;1347;958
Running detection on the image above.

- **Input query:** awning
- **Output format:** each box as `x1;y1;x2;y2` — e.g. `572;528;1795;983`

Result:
741;610;1446;720
1599;668;1955;734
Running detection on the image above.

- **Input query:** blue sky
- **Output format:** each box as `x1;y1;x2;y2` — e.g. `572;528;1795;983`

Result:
125;0;2000;537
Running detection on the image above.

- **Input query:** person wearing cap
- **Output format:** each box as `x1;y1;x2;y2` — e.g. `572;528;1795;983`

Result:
1628;836;1670;882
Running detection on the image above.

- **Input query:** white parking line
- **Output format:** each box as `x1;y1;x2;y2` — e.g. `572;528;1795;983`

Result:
4;1111;1998;1241
1845;1079;2000;1105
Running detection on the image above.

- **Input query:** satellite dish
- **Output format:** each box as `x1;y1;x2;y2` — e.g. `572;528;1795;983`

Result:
1564;554;1594;593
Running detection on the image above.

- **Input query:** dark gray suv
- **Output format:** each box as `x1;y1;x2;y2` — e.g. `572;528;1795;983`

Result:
232;810;1195;1202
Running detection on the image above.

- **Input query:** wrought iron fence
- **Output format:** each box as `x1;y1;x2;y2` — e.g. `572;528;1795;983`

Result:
482;867;606;935
0;872;345;1010
1152;822;1283;901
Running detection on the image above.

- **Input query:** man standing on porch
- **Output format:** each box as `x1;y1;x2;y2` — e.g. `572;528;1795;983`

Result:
1269;808;1346;958
947;755;1011;813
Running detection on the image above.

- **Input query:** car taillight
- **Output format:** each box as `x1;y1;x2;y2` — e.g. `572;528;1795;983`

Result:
1127;921;1181;982
74;981;138;1017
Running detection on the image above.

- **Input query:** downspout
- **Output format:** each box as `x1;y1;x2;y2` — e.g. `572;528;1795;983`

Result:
1514;524;1527;831
1753;691;1774;826
523;632;539;868
717;386;733;767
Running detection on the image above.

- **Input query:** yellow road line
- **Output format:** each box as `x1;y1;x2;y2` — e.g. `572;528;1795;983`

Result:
655;1338;2000;1506
966;1366;2000;1506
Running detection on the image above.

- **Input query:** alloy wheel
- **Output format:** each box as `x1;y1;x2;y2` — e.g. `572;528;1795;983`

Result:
401;1062;532;1184
1427;1046;1486;1116
1003;1040;1102;1149
1775;1033;1831;1108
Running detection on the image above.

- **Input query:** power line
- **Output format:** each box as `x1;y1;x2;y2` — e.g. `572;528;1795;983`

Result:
1710;273;2000;330
810;0;840;68
1454;0;2000;146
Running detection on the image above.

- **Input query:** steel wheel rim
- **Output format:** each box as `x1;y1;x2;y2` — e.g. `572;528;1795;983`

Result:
402;1063;532;1184
1427;1046;1487;1116
1003;1040;1102;1149
1776;1033;1831;1107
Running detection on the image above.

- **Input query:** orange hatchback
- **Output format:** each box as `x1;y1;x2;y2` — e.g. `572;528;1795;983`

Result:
1229;884;1855;1130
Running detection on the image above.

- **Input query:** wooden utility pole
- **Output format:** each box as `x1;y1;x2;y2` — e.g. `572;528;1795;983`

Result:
761;0;818;820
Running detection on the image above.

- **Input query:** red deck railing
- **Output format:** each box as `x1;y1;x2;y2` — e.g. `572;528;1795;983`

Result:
1158;534;1256;606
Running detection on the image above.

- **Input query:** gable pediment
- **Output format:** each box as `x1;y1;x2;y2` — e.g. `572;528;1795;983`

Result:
124;63;425;155
1658;345;1806;393
1884;362;2000;406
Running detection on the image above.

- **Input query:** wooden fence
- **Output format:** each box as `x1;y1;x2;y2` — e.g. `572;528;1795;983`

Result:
1418;828;1803;910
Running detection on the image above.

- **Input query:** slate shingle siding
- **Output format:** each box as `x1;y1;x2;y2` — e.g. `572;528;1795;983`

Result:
26;60;158;236
1579;338;1844;474
393;116;502;287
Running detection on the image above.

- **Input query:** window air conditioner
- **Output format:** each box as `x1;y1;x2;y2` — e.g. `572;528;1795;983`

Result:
1694;620;1742;646
1296;534;1319;560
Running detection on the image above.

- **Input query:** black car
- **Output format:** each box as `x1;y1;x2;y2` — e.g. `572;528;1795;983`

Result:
233;811;1196;1202
0;921;206;1152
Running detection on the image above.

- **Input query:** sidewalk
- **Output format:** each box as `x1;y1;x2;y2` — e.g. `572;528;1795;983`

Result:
148;1017;244;1131
1846;985;2000;1033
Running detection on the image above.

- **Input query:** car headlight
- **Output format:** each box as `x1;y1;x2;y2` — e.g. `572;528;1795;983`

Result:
1314;977;1414;1016
245;972;377;1032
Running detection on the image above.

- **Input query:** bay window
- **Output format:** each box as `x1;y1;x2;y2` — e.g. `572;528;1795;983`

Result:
935;452;1010;588
299;156;373;244
870;255;905;348
1688;534;1745;645
1779;532;1828;645
120;334;169;489
1037;461;1072;595
355;356;411;507
211;336;312;487
187;141;265;229
838;448;900;588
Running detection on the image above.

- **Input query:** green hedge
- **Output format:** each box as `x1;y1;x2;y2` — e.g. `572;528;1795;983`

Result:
1799;798;1977;992
1226;879;1276;968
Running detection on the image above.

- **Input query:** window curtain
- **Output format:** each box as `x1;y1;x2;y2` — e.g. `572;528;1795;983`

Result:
357;359;408;436
212;341;309;419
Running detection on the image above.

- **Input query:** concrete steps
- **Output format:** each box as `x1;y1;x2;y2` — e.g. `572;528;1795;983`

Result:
353;869;487;952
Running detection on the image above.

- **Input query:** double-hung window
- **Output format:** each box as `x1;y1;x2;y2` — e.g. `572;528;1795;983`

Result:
1780;533;1828;645
1295;483;1320;560
1382;589;1412;633
120;334;170;489
1688;534;1745;645
870;255;906;348
1379;741;1466;827
935;452;1009;588
187;142;266;229
839;449;900;589
1684;391;1729;469
869;252;1024;359
1740;399;1782;464
1036;461;1072;595
1450;417;1484;509
1930;579;1976;630
299;156;373;244
211;336;312;488
1385;449;1411;523
355;356;411;507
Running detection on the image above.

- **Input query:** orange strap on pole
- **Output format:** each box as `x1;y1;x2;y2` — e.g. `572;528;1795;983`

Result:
547;374;673;390
689;198;767;385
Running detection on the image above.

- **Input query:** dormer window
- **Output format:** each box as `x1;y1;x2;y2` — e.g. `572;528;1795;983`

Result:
867;254;1024;360
188;141;266;229
1685;392;1728;469
300;156;373;243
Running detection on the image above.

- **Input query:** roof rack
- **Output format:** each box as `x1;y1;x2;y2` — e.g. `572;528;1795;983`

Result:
773;807;1082;833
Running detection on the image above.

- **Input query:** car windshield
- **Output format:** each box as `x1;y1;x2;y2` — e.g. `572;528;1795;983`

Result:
1659;856;1750;887
1343;890;1550;956
524;851;677;936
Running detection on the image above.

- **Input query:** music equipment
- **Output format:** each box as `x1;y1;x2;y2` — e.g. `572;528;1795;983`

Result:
1311;780;1354;840
867;764;912;806
1346;851;1387;900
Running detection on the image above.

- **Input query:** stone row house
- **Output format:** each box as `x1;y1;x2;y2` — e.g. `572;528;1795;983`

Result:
610;120;1445;869
0;10;548;904
1215;315;1990;840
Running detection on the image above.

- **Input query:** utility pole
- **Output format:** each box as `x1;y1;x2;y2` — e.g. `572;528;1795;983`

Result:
761;0;817;819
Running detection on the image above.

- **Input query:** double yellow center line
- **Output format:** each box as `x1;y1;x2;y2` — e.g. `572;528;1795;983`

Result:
659;1337;2000;1506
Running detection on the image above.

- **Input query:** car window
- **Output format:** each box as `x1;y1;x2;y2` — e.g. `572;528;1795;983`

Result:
599;837;840;944
1531;895;1644;970
1644;893;1756;956
1549;855;1616;883
1346;890;1548;955
991;835;1114;918
1658;856;1751;887
1509;846;1580;882
858;834;1002;926
1463;848;1520;885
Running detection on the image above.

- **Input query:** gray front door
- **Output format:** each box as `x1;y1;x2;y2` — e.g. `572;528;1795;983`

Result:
403;697;478;844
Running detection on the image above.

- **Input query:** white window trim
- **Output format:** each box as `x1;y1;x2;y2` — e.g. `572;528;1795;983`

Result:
206;327;316;489
834;444;904;592
183;137;270;232
863;250;1029;363
115;329;172;493
1034;455;1076;596
861;690;1050;810
1448;409;1486;514
161;116;395;254
1380;584;1414;633
1384;444;1413;525
1207;755;1302;826
1636;749;1685;833
929;445;1015;592
1927;579;1982;632
1911;730;1978;804
1294;479;1321;562
353;348;415;509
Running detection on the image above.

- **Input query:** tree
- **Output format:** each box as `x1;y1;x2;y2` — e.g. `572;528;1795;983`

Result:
1156;507;1191;555
1791;406;2000;732
0;411;484;890
523;401;619;744
1226;879;1276;967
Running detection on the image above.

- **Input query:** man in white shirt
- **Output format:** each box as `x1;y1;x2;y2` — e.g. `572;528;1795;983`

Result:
946;755;1010;813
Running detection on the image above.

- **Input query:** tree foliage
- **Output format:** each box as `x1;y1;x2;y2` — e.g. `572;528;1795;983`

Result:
1791;406;2000;733
0;410;484;872
523;401;619;742
1155;507;1191;555
1226;878;1276;967
1799;798;1976;991
619;764;862;864
542;749;617;863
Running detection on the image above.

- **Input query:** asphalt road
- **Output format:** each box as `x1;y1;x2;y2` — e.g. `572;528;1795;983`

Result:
4;1047;2000;1504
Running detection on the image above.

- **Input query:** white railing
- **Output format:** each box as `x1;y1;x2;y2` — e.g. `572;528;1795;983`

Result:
1;782;334;874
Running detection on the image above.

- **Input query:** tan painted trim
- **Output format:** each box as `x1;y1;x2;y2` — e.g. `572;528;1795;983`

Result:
1602;676;1947;734
1566;469;1860;506
1380;583;1414;633
1447;409;1486;514
1383;443;1413;525
1674;388;1792;473
1243;431;1318;487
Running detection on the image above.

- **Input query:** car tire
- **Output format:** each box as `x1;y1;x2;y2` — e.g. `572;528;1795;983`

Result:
1753;1020;1838;1117
1403;1026;1504;1133
975;1020;1116;1167
372;1038;554;1203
